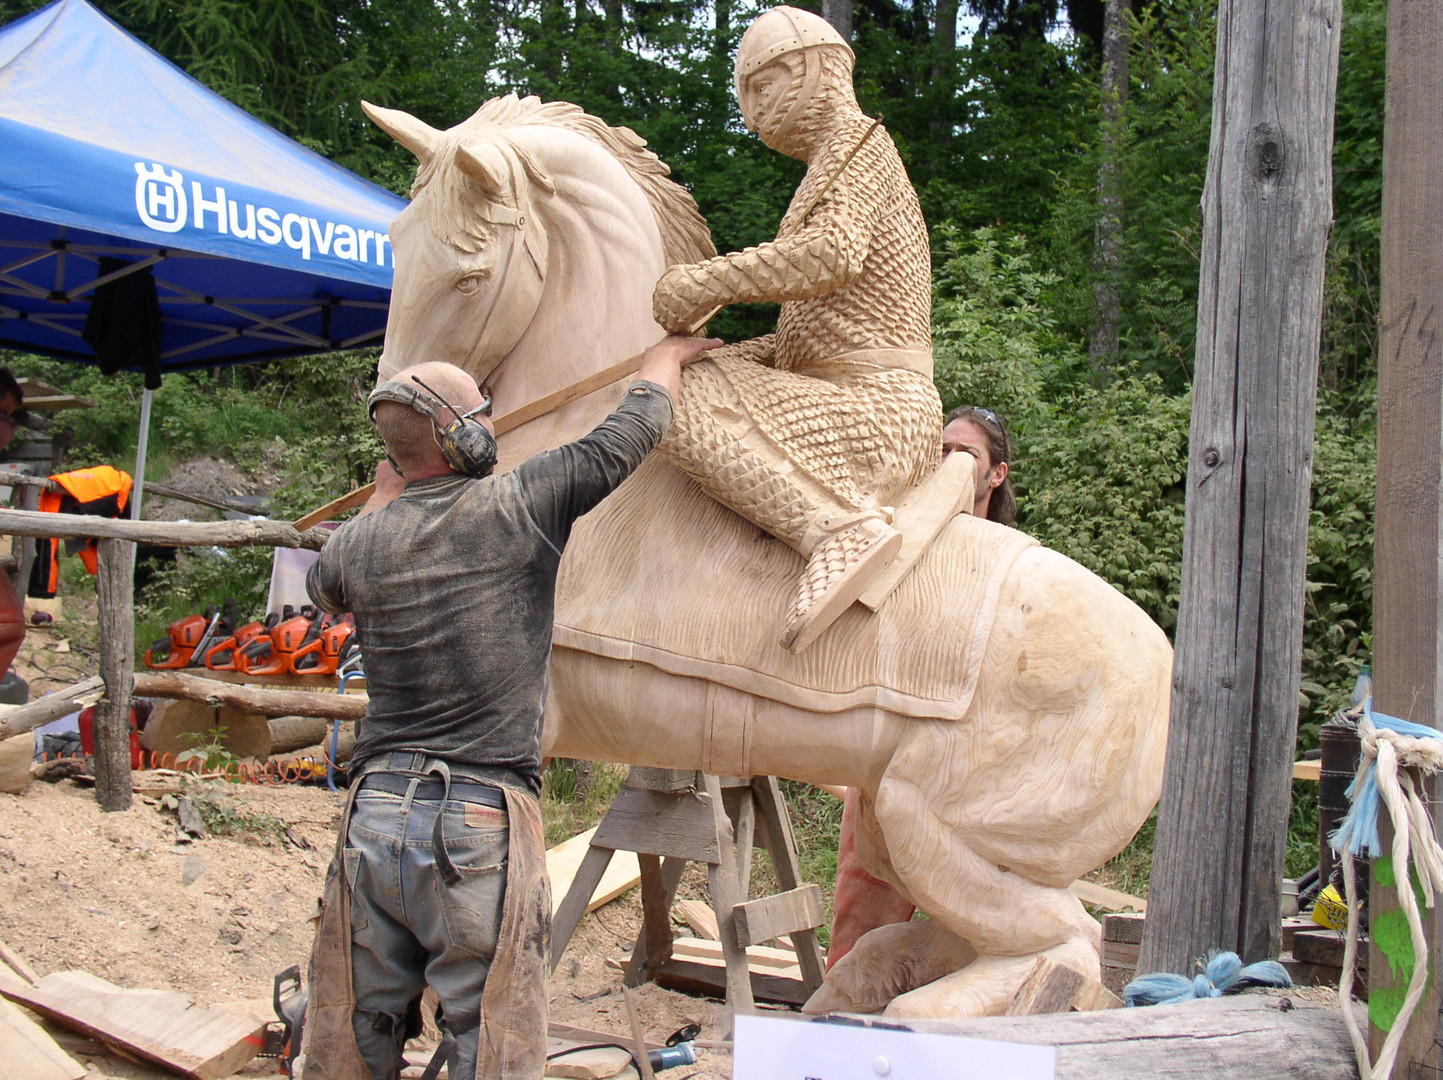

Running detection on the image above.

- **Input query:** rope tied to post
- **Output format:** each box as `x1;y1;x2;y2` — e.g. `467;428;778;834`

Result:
1330;703;1443;1080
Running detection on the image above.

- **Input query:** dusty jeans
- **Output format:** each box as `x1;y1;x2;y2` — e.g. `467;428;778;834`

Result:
345;770;509;1080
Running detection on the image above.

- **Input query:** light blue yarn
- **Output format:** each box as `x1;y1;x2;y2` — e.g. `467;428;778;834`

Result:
1123;951;1292;1007
1329;703;1443;859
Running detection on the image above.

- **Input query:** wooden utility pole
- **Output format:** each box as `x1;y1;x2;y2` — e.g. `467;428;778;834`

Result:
1371;0;1443;1065
1139;0;1340;975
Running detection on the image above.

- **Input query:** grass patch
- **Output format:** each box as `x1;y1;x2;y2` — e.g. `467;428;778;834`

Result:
540;759;629;848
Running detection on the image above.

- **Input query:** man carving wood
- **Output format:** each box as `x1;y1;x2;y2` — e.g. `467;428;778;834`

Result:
653;5;943;652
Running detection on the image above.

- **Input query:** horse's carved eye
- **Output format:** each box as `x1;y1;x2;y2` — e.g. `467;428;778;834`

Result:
454;270;490;295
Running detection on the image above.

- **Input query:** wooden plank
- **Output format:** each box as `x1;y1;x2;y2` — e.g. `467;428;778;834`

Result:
677;899;720;942
0;937;40;986
1069;879;1146;913
0;996;86;1080
1139;0;1341;977
624;854;680;987
669;937;801;974
1103;911;1146;945
1292;759;1321;782
733;886;823;949
546;828;641;917
591;787;721;863
652;958;809;1008
0;971;264;1080
547;1043;634;1079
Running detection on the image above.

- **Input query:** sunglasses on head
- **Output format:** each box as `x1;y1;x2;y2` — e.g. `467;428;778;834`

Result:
957;406;1003;430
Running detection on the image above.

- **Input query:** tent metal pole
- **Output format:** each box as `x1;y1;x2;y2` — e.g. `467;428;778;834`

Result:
132;386;153;520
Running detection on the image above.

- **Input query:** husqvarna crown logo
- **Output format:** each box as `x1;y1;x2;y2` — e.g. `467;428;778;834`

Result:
133;162;391;267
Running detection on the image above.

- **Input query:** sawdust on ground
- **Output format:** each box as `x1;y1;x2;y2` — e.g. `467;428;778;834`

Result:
0;778;735;1079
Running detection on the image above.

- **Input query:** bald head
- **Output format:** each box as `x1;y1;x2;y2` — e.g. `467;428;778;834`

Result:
370;361;487;479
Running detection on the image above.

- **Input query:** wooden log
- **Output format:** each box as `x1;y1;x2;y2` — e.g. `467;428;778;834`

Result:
268;715;328;755
1371;0;1443;1064
94;539;133;812
0;506;324;550
823;995;1359;1079
140;700;272;761
0;971;265;1080
133;671;367;721
0;676;104;739
0;732;31;795
1142;0;1341;974
0;996;85;1080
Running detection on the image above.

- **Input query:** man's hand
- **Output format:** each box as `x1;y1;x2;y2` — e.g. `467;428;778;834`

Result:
359;460;407;516
635;335;723;399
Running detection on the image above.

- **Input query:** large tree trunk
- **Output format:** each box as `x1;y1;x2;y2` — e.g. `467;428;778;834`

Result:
1370;0;1443;1064
1088;0;1130;369
1139;0;1340;974
821;0;852;43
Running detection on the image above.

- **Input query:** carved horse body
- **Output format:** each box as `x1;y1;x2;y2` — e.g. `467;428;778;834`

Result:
366;94;1172;1017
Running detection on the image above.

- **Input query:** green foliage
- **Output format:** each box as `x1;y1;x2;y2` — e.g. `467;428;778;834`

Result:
182;781;290;843
541;760;629;848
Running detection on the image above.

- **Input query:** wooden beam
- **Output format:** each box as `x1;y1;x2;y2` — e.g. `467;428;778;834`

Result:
0;677;104;739
0;507;323;550
851;995;1361;1079
733;886;823;949
0;971;265;1080
132;671;367;721
94;539;133;812
0;997;85;1080
1141;0;1341;974
1370;0;1443;1065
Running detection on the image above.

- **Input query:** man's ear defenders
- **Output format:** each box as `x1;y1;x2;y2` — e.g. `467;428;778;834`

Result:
367;377;498;478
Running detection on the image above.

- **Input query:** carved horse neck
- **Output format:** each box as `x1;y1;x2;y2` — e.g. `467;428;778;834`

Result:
487;129;669;464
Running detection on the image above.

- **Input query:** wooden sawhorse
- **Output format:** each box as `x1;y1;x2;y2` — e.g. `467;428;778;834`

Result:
549;767;826;1012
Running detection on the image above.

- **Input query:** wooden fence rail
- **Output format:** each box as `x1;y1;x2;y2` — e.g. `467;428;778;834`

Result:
0;508;332;810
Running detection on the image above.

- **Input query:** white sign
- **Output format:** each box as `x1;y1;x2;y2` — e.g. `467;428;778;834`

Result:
733;1014;1057;1080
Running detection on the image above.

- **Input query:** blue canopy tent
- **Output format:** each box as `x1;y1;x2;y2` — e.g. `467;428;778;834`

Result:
0;0;405;512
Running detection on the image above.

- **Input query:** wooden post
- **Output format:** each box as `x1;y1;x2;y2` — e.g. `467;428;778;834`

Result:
93;538;134;812
1139;0;1340;974
1370;0;1443;1063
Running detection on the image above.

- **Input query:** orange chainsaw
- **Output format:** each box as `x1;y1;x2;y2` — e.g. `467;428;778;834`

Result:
144;602;235;670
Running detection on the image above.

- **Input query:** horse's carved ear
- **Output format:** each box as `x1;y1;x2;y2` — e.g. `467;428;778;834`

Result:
362;101;442;162
510;143;555;197
455;143;507;198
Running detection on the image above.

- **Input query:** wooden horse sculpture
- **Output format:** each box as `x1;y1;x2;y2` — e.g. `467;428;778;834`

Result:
363;93;1172;1018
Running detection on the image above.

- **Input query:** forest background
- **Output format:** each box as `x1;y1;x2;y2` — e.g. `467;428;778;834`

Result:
0;0;1383;875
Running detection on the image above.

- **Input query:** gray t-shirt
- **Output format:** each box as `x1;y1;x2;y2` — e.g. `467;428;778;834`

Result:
307;381;673;793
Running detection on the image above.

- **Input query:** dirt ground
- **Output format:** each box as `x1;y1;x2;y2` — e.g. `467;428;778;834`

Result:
0;778;734;1080
0;612;734;1080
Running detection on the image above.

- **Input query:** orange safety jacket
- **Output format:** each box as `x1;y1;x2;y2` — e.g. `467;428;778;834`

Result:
28;466;133;598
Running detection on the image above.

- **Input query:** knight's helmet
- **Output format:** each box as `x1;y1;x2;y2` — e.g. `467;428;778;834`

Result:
734;6;857;155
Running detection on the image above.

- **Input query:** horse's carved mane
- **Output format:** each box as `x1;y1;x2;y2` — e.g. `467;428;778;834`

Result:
415;94;715;266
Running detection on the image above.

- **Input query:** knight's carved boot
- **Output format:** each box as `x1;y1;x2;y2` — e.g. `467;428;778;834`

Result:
782;517;900;653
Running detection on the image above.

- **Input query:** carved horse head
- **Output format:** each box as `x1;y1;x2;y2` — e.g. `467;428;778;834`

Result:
367;95;715;461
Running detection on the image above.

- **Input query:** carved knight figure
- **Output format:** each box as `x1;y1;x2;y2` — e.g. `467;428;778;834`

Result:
652;5;942;652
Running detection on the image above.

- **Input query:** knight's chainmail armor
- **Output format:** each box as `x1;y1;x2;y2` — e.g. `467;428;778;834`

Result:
652;14;941;647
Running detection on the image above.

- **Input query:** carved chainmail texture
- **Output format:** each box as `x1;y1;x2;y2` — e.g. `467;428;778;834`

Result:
659;350;941;550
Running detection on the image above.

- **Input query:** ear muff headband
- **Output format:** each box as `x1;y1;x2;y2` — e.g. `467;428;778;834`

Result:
368;380;498;478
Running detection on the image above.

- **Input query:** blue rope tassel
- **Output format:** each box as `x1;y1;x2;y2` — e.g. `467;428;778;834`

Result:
1124;950;1292;1007
1330;703;1443;859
